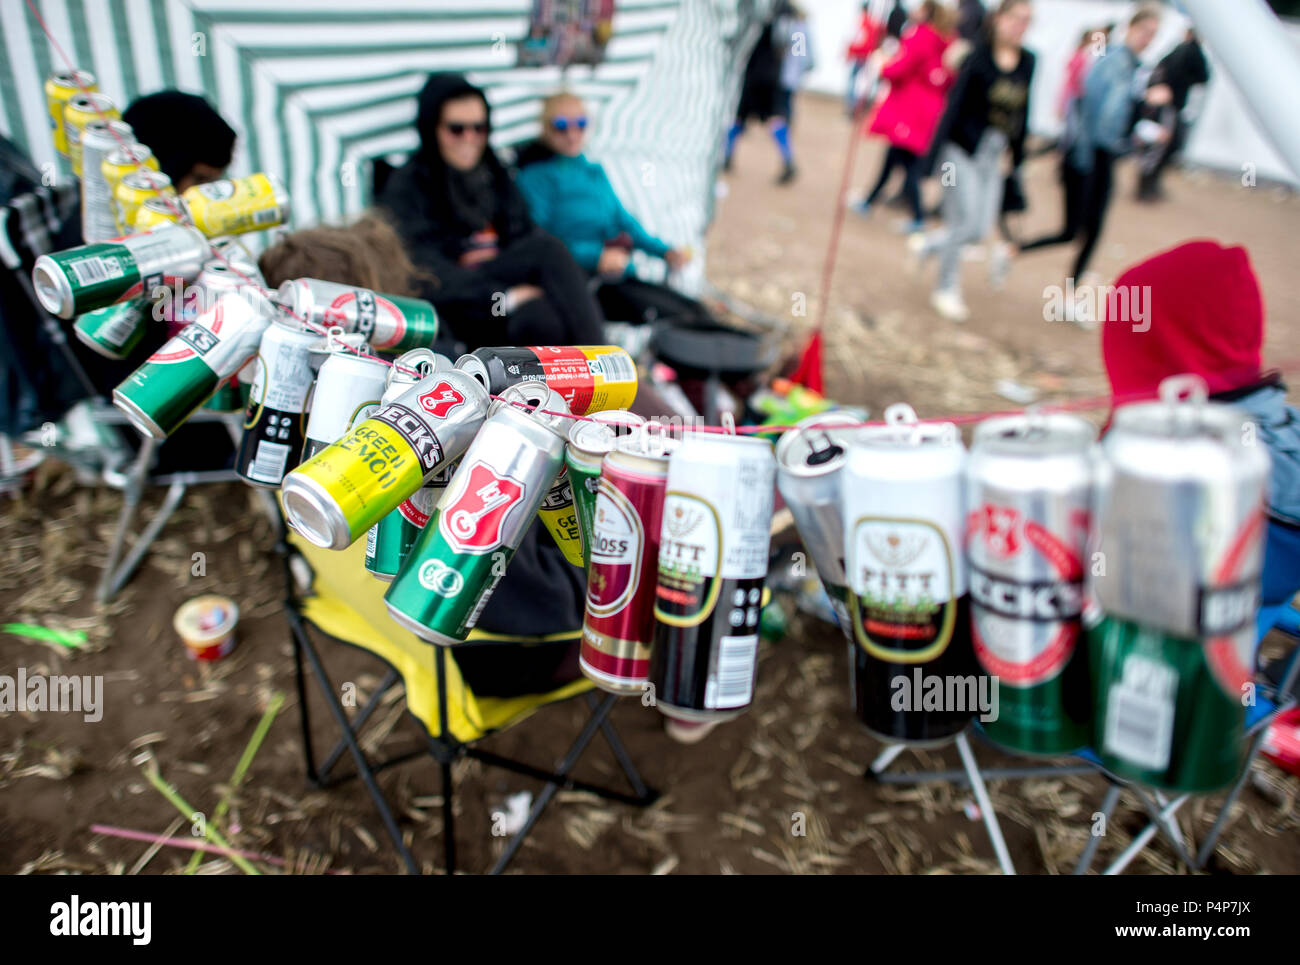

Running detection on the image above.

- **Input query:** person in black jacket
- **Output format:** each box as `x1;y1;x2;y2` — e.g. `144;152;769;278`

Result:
377;72;604;354
1136;28;1210;202
913;0;1035;322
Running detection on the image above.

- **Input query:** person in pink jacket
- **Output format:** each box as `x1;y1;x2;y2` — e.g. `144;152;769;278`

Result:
851;0;957;231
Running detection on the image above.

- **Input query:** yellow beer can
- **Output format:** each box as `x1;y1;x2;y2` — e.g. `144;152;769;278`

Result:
46;70;96;157
183;173;291;237
115;170;174;237
64;93;119;176
133;194;188;231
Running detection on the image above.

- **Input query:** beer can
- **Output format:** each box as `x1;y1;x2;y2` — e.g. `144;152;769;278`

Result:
967;412;1096;755
79;120;135;242
112;290;272;439
235;317;320;487
775;410;863;618
208;237;263;280
34;223;209;319
204;379;247;413
1089;376;1270;792
650;432;776;721
115;170;174;239
182;172;290;237
46;70;96;157
844;405;976;745
133;194;187;232
101;143;161;231
282;363;487;550
302;332;390;460
565;412;648;569
455;345;638;416
63;93;118;175
364;351;454;580
275;278;438;354
384;382;574;645
73;297;153;359
167;257;253;333
580;443;670;694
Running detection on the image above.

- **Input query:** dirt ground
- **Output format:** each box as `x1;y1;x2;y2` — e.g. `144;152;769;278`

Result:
3;93;1298;875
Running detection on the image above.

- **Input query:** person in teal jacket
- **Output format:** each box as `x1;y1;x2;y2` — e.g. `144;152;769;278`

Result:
515;92;708;326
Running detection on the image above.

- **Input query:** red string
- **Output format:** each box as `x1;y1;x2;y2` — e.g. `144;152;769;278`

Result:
25;0;1300;437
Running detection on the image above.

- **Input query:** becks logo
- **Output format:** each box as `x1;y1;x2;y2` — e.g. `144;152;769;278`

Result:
440;462;526;554
418;381;465;419
50;895;151;945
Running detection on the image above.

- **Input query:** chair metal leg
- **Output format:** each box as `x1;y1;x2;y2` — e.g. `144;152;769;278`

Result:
292;612;419;874
955;731;1016;875
96;436;156;602
291;619;321;785
442;760;456;876
98;478;187;602
1074;782;1122;875
586;692;656;802
1127;786;1195;869
868;743;906;776
1194;727;1272;869
319;668;400;782
1102;794;1187;875
488;694;618;875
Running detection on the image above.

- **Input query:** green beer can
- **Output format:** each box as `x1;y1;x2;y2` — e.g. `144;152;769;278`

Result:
366;460;458;581
385;382;573;645
1088;376;1270;792
112;290;271;439
73;296;154;359
33;223;209;319
275;278;439;354
565;411;646;569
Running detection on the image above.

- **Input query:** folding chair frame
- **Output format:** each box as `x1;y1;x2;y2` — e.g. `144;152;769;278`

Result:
282;550;660;875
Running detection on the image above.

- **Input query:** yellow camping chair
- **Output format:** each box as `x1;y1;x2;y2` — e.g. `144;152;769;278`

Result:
280;515;657;875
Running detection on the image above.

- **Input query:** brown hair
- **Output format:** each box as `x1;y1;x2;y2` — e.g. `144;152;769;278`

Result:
1130;3;1161;27
257;211;435;293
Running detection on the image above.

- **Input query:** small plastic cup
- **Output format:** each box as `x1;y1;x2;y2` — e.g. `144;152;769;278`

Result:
173;595;239;662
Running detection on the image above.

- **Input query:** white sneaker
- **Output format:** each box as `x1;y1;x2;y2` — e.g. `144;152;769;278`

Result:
988;242;1014;290
906;231;930;275
931;289;970;323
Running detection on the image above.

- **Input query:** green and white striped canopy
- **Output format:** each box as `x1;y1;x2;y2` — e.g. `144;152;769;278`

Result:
2;0;764;276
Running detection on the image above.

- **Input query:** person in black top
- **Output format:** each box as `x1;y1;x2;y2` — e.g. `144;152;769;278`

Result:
1135;28;1210;202
886;1;908;41
913;0;1035;322
377;73;604;354
723;13;798;184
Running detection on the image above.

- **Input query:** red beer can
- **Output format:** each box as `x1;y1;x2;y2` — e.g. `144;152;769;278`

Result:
579;440;670;695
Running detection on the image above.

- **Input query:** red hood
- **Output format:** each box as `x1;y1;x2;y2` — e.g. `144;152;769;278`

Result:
1101;239;1264;402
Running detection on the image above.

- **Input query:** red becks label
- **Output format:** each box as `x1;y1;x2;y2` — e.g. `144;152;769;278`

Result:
439;462;527;555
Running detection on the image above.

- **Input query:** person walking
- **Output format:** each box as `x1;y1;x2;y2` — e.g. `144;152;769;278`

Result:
845;3;884;116
851;1;958;233
1135;28;1210;202
911;0;1035;322
724;12;797;184
1017;5;1170;310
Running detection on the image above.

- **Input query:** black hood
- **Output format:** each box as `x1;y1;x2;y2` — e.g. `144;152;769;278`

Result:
415;72;490;160
513;139;559;170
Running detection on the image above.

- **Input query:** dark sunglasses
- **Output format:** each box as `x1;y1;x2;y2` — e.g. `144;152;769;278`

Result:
442;121;489;137
550;116;588;132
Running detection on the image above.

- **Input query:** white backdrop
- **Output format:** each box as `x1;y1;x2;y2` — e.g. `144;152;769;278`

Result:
799;0;1300;185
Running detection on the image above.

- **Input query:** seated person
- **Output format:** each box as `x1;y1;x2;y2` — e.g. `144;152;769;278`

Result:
122;90;236;193
1101;239;1300;605
515;91;710;327
259;215;586;697
377;73;603;352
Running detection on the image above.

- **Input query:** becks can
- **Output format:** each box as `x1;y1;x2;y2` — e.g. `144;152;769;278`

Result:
282;363;487;550
384;382;574;645
133;194;187;232
112;290;272;439
775;410;863;624
182;173;290;237
73;297;153;359
33;223;209;319
46;71;96;157
235;317;320;487
580;443;670;695
79;120;135;242
1089;376;1270;792
650;432;776;722
364;351;453;580
64;93;119;175
115;170;174;239
302;332;389;460
967;413;1096;756
844;405;977;746
455;345;638;416
275;278;439;354
565;412;647;569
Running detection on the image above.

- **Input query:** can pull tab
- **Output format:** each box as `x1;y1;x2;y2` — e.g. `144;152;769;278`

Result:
884;402;922;446
803;426;843;466
388;347;439;386
1158;373;1208;435
325;325;348;352
720;411;737;435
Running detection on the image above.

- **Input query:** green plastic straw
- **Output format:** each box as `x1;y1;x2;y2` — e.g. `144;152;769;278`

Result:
2;623;86;647
142;765;260;876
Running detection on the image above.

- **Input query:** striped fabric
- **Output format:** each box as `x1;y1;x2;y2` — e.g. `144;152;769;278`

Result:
1;0;769;282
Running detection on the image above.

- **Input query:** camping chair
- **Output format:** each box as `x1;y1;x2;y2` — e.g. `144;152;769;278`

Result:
281;518;658;875
1;186;269;601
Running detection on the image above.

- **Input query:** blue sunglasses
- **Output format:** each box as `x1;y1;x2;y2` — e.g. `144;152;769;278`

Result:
550;116;588;132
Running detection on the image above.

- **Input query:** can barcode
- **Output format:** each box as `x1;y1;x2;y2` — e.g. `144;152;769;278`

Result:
254;206;280;226
595;350;636;383
706;634;758;709
1103;684;1174;770
69;256;119;286
249;440;292;483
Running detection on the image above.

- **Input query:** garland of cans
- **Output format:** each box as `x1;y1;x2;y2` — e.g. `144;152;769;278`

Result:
36;54;1281;801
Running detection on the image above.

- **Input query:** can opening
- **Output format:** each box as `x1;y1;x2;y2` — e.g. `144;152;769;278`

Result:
804;430;843;467
33;265;64;314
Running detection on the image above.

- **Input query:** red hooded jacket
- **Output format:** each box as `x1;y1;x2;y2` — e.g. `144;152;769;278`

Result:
866;22;955;155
